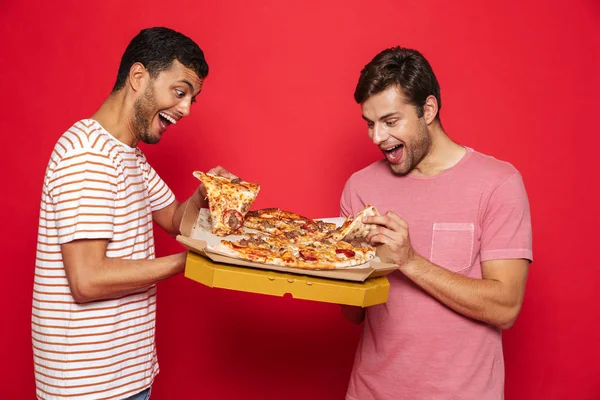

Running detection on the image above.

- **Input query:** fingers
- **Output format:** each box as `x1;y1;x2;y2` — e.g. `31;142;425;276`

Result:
207;166;238;180
366;226;398;245
363;211;408;232
362;211;414;266
365;213;410;249
195;184;208;203
384;211;408;229
367;231;393;246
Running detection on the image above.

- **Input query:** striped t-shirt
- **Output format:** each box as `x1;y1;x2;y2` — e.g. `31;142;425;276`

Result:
32;119;175;400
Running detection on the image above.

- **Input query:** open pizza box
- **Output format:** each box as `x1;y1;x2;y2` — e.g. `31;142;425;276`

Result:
177;200;398;307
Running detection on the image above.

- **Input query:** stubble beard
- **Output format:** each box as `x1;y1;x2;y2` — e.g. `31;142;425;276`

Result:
389;121;432;176
133;82;160;145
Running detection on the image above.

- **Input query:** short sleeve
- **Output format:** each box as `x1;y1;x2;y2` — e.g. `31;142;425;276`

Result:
480;171;533;263
143;160;175;212
340;177;361;218
48;150;118;244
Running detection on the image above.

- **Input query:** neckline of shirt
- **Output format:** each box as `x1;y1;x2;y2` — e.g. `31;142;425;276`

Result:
85;119;138;153
403;146;473;181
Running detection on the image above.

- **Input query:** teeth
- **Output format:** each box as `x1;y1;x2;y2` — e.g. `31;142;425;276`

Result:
159;112;177;124
385;145;402;152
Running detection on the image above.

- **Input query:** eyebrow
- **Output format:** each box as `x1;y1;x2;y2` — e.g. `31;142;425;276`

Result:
362;112;400;122
180;80;196;93
179;79;202;102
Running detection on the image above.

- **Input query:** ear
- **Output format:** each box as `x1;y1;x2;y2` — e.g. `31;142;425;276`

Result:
423;95;439;125
127;62;148;93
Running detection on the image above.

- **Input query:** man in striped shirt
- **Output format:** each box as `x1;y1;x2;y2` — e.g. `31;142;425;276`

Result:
32;27;233;400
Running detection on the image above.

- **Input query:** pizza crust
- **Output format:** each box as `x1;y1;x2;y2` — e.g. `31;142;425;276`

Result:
330;205;380;241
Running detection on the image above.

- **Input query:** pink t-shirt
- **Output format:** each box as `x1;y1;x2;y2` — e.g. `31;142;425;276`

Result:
341;148;532;400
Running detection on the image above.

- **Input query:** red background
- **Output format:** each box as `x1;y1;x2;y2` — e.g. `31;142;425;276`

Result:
1;1;599;399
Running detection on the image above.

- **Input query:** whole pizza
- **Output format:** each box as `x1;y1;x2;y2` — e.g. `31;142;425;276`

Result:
194;171;380;270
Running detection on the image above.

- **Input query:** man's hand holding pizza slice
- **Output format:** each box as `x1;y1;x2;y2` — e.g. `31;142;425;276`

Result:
364;212;417;269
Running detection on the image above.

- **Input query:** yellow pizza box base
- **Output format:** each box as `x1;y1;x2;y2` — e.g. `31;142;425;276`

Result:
177;200;399;282
184;252;390;307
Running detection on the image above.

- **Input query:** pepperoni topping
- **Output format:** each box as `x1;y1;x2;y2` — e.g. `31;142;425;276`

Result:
299;249;318;262
284;230;302;239
223;209;244;230
335;248;356;258
301;222;317;232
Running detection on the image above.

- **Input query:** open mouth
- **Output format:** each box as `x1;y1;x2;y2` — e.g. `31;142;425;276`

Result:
158;112;177;130
382;144;404;163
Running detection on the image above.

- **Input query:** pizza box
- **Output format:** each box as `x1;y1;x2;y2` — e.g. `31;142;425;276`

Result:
176;200;398;306
183;251;390;307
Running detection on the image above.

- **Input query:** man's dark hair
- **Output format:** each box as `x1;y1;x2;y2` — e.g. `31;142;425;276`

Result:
112;27;209;92
354;46;441;120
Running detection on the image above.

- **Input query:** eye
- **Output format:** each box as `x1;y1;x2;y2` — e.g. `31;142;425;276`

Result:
175;89;185;98
385;120;397;127
367;121;374;128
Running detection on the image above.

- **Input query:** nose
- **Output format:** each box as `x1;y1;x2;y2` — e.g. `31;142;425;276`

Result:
176;98;191;117
371;123;388;145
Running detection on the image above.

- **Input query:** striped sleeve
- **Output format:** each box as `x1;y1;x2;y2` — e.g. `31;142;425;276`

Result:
139;155;175;212
48;149;118;244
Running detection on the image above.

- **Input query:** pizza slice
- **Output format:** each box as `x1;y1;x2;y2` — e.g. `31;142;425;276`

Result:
243;208;303;234
243;208;337;239
193;171;260;237
217;233;375;270
329;205;381;241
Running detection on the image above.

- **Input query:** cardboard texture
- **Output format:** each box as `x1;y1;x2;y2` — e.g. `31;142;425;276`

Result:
178;199;396;306
184;251;391;307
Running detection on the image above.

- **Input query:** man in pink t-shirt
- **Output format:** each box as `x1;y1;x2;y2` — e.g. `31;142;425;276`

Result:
340;47;532;400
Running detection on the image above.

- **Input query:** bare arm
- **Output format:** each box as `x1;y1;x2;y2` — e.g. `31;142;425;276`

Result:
62;239;187;303
399;256;528;329
365;212;529;329
153;195;200;237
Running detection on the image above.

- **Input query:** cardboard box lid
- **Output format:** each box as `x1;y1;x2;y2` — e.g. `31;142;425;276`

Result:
177;200;398;282
184;251;390;307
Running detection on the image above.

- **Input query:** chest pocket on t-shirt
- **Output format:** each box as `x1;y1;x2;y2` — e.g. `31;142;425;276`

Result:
430;222;475;273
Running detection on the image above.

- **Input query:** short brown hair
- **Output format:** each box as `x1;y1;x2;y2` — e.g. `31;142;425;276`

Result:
354;46;441;120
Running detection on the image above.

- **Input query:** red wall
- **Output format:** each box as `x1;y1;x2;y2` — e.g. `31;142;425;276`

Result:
1;1;598;399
